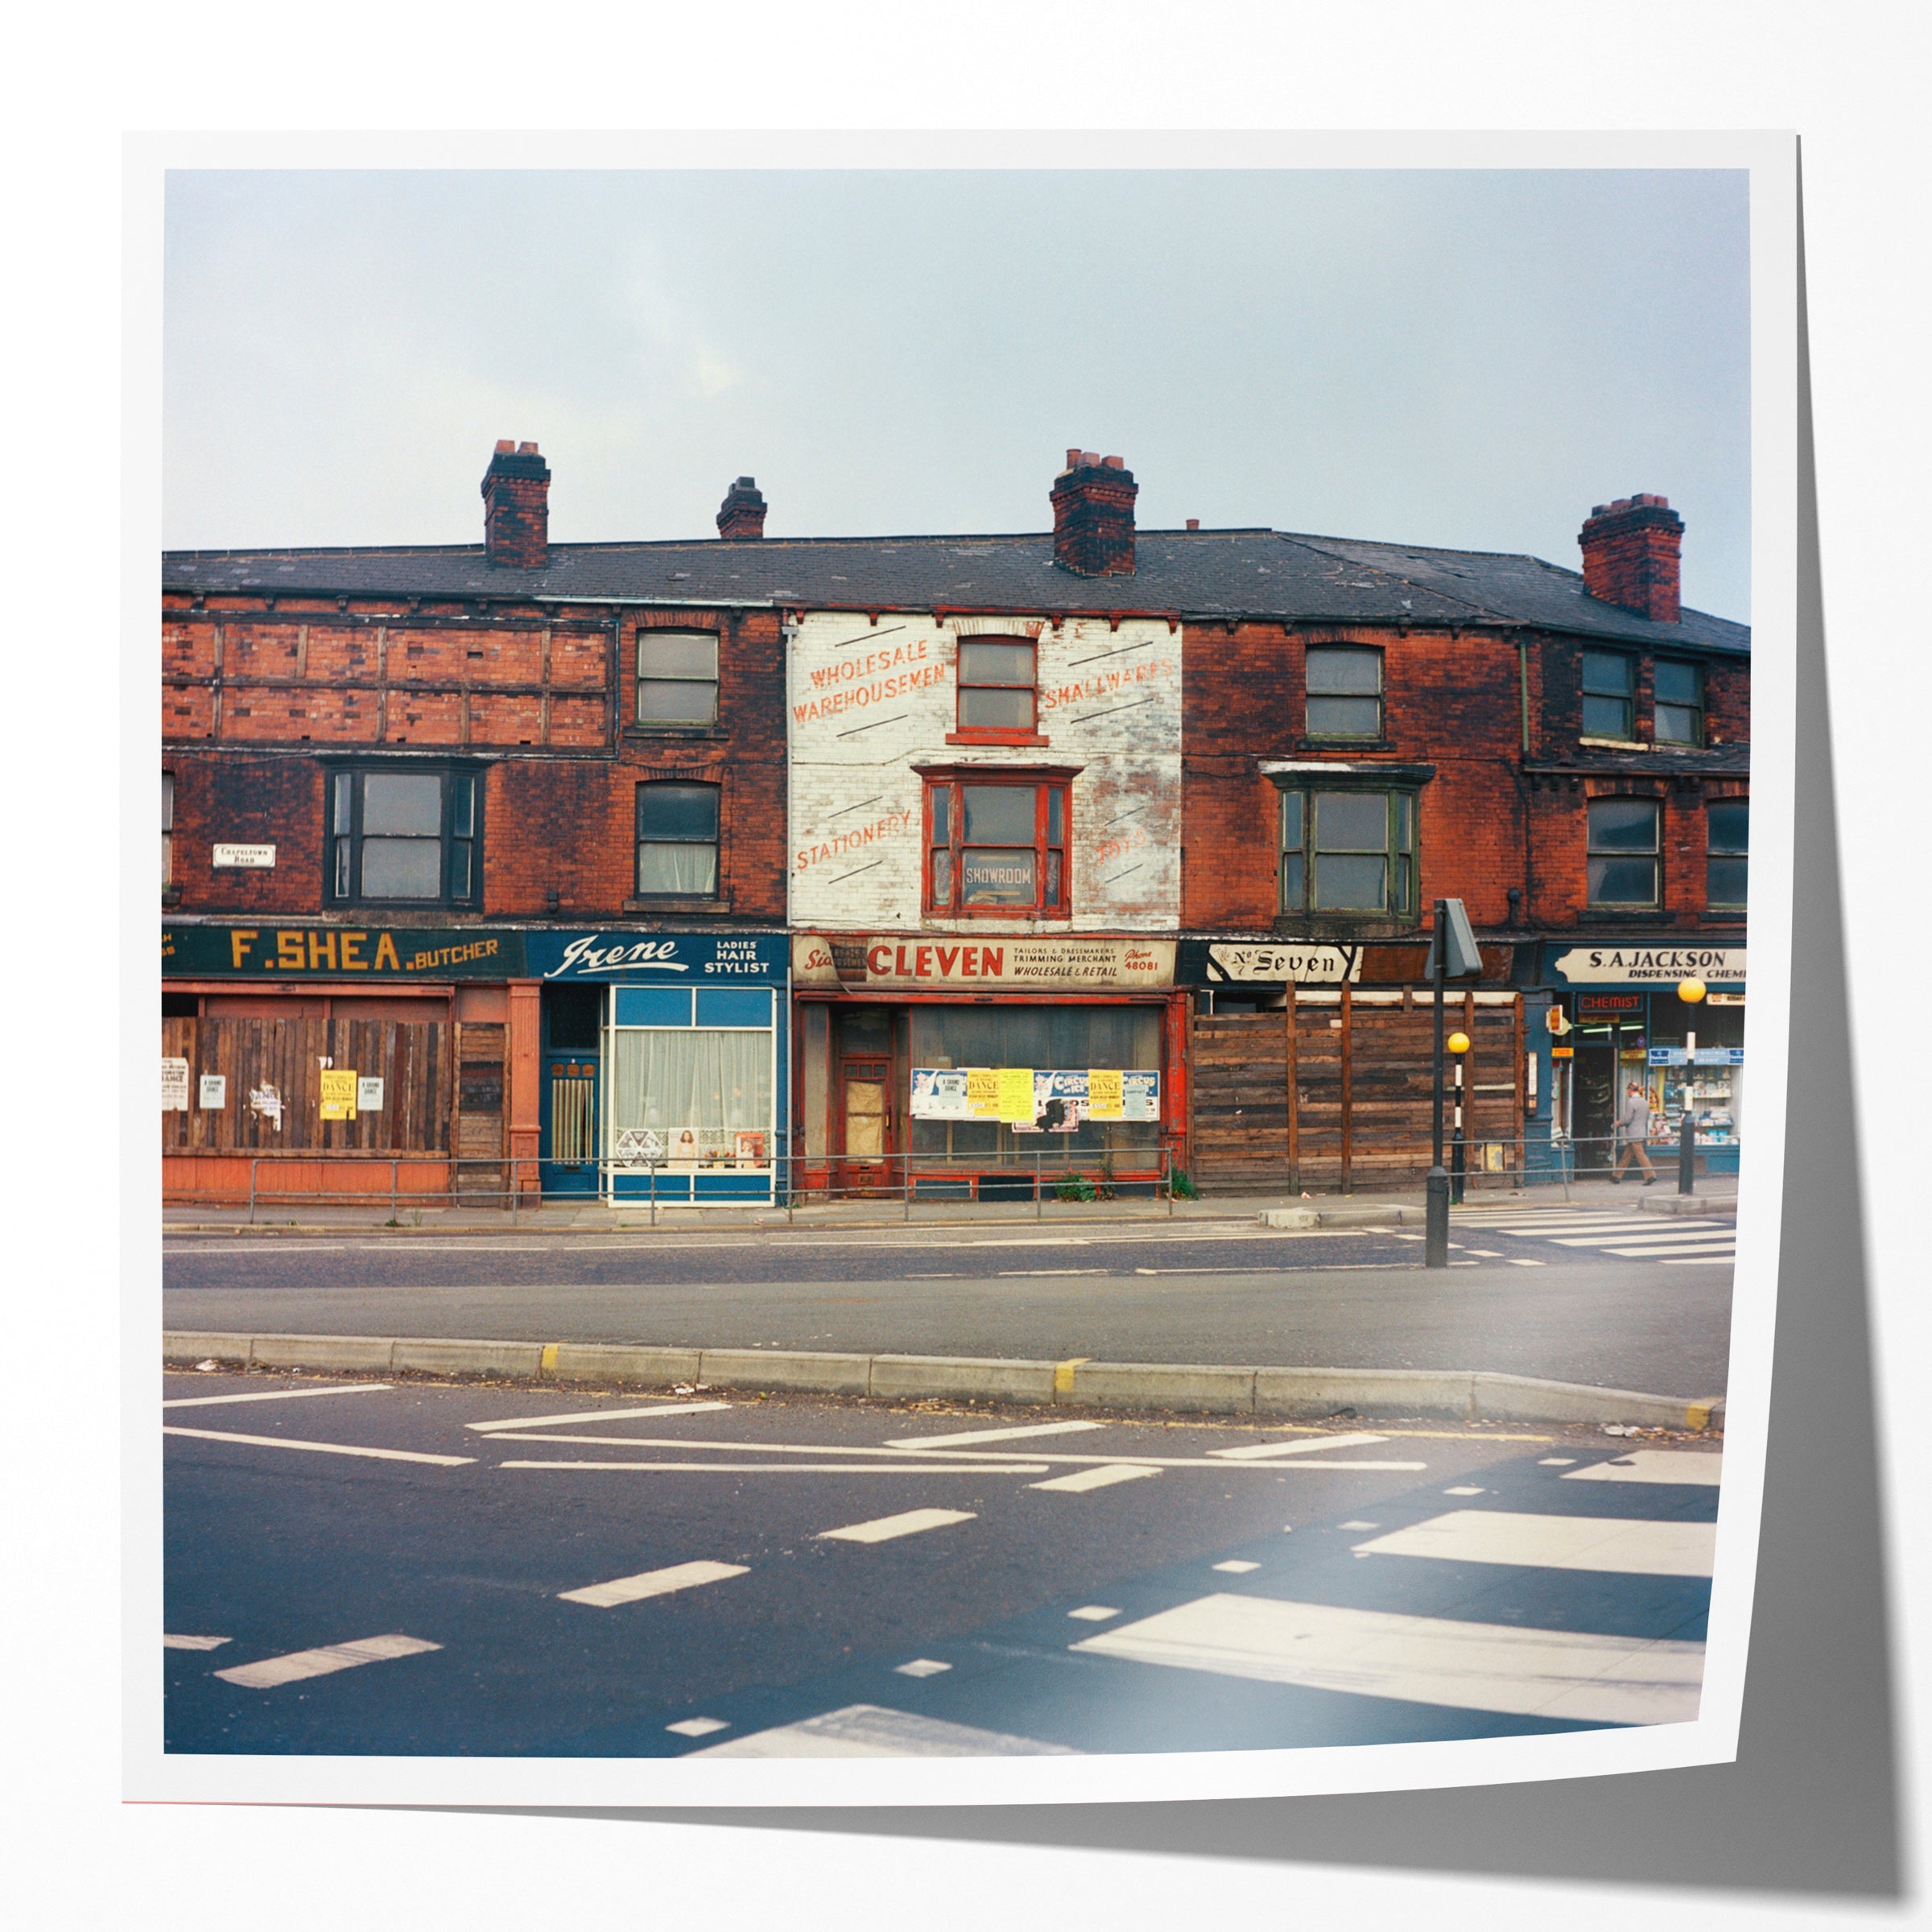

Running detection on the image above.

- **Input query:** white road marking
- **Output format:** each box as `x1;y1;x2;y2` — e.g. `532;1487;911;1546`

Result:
1072;1595;1703;1726
1538;1457;1578;1467
1339;1520;1381;1530
689;1703;1077;1757
817;1508;977;1545
1443;1485;1487;1496
1209;1432;1389;1461
1508;1258;1545;1267
885;1419;1107;1450
559;1559;748;1608
1604;1241;1736;1258
1067;1605;1121;1621
1212;1559;1260;1574
163;1384;390;1410
1352;1509;1716;1577
1565;1450;1723;1486
1030;1463;1161;1493
962;1237;1092;1249
906;1273;956;1278
504;1460;1045;1475
894;1658;952;1678
165;1243;348;1253
1661;1255;1738;1265
997;1268;1108;1277
467;1401;730;1432
164;1634;230;1650
1392;1232;1425;1241
666;1716;731;1737
162;1426;473;1467
215;1632;440;1690
1467;1249;1503;1257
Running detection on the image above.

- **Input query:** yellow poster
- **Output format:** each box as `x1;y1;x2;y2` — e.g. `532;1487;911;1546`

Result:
320;1067;358;1121
1087;1069;1124;1119
966;1068;1002;1119
995;1067;1037;1122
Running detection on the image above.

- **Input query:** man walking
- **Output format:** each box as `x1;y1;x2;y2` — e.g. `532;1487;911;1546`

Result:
1612;1080;1657;1184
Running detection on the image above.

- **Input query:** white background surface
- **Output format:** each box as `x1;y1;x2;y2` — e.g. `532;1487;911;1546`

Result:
14;2;1924;1924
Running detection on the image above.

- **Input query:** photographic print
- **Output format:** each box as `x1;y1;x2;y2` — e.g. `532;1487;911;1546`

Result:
139;136;1794;1805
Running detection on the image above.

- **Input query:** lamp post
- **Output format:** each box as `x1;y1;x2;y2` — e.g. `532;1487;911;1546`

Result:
1426;898;1483;1269
1677;976;1705;1195
1447;1030;1471;1203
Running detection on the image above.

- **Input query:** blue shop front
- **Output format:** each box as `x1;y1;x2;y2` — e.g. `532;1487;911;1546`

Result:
527;931;790;1205
1526;942;1747;1181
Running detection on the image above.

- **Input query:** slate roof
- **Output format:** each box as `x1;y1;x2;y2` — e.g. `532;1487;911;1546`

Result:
163;526;1749;656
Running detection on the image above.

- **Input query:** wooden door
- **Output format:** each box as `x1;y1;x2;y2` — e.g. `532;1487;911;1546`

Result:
837;1056;893;1193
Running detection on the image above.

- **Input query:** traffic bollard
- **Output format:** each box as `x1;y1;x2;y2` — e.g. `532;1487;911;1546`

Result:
1678;1113;1695;1195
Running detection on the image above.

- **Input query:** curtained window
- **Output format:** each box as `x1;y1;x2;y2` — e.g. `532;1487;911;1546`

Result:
608;1027;770;1164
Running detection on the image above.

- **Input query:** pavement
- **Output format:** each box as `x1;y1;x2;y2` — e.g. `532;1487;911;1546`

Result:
161;1369;1722;1759
163;1177;1737;1239
163;1197;1738;1413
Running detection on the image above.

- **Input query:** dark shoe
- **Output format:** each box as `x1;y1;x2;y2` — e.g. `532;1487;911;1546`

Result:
1609;1175;1621;1184
1644;1176;1656;1186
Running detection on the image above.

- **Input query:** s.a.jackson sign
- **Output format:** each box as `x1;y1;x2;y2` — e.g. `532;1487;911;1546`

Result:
1550;946;1745;986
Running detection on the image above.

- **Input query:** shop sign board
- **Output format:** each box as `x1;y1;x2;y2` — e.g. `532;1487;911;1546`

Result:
530;931;787;983
198;1073;227;1110
1649;1046;1746;1067
162;1058;190;1111
319;1068;358;1120
1189;942;1363;985
165;923;522;979
1551;946;1745;985
912;1066;1160;1125
211;844;276;869
794;933;1174;991
1575;993;1645;1018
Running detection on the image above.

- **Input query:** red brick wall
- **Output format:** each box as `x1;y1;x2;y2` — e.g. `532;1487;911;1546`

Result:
161;593;788;925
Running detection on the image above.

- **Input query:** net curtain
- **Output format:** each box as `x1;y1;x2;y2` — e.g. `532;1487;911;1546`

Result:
609;1028;771;1162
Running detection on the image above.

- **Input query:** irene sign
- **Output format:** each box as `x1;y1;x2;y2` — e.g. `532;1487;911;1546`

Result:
1552;947;1745;985
793;934;1175;991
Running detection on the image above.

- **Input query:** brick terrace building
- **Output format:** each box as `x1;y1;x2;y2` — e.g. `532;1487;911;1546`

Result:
161;444;1748;1204
162;443;792;1208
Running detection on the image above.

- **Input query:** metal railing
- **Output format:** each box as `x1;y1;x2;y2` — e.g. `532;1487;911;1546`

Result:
167;1130;1737;1225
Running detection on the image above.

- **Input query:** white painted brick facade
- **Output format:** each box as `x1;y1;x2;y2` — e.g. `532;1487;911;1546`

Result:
788;611;1183;933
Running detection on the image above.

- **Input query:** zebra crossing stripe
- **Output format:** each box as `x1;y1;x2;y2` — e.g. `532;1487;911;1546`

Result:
1071;1594;1703;1727
689;1703;1078;1757
1350;1509;1715;1577
215;1632;440;1689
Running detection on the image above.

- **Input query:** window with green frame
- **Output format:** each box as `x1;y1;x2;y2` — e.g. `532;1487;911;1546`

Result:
1654;659;1705;745
1707;799;1748;910
1581;650;1637;741
1279;789;1416;915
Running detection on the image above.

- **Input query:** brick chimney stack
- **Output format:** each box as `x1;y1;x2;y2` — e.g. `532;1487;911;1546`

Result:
1578;493;1684;624
481;440;551;568
1051;449;1138;576
716;475;767;541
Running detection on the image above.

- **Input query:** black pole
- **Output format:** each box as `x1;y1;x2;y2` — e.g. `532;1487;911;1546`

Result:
1426;899;1450;1267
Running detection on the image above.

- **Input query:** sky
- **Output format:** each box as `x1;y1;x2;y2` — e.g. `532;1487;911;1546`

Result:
163;167;1751;620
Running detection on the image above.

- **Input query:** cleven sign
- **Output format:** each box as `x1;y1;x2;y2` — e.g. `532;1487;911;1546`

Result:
792;933;1174;991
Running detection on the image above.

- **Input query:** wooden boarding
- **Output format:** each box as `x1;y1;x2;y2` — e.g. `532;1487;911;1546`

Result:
1189;993;1524;1195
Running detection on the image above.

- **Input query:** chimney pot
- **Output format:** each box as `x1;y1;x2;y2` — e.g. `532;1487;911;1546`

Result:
1102;454;1124;469
481;439;552;569
1186;518;1200;531
1579;492;1683;624
716;474;768;542
1051;448;1138;577
1064;447;1082;470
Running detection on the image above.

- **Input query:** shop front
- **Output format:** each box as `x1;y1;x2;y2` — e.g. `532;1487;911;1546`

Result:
526;931;790;1206
1540;943;1746;1179
1178;938;1527;1195
791;935;1186;1200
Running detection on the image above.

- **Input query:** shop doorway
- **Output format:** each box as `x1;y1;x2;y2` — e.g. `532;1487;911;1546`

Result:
540;984;602;1195
1573;1020;1645;1179
838;1056;893;1193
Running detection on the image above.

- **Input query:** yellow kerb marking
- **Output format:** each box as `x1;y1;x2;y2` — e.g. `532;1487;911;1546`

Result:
1053;1356;1091;1395
539;1344;559;1377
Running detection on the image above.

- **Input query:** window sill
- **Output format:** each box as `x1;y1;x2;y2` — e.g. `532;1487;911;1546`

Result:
1292;737;1393;754
944;731;1051;748
1583;906;1668;920
625;724;729;741
624;895;732;914
923;908;1073;923
1578;736;1649;751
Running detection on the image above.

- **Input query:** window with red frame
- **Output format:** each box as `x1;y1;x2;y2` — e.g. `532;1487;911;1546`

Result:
956;638;1037;737
925;776;1068;915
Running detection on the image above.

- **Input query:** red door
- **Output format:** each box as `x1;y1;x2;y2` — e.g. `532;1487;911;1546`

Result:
837;1056;893;1195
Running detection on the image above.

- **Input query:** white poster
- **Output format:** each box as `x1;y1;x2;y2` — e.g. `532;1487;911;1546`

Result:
197;1073;226;1110
356;1076;385;1112
161;1058;190;1111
